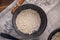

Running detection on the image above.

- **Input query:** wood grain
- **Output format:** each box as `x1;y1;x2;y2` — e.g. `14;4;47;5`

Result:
12;0;25;13
0;0;14;12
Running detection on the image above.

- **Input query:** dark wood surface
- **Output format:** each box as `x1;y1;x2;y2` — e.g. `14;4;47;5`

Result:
0;0;14;12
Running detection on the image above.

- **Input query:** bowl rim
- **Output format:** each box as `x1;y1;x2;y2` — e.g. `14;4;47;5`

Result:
48;28;60;40
12;4;47;39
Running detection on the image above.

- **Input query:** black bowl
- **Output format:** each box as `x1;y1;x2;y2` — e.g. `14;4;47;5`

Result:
48;28;60;40
12;4;47;39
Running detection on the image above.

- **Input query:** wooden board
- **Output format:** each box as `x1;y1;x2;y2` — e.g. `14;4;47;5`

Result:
0;0;14;12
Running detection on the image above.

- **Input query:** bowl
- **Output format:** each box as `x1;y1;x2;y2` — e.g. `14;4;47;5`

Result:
12;4;47;39
48;28;60;40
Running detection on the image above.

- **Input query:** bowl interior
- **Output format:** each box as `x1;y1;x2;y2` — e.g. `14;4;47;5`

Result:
48;28;60;40
12;4;47;39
